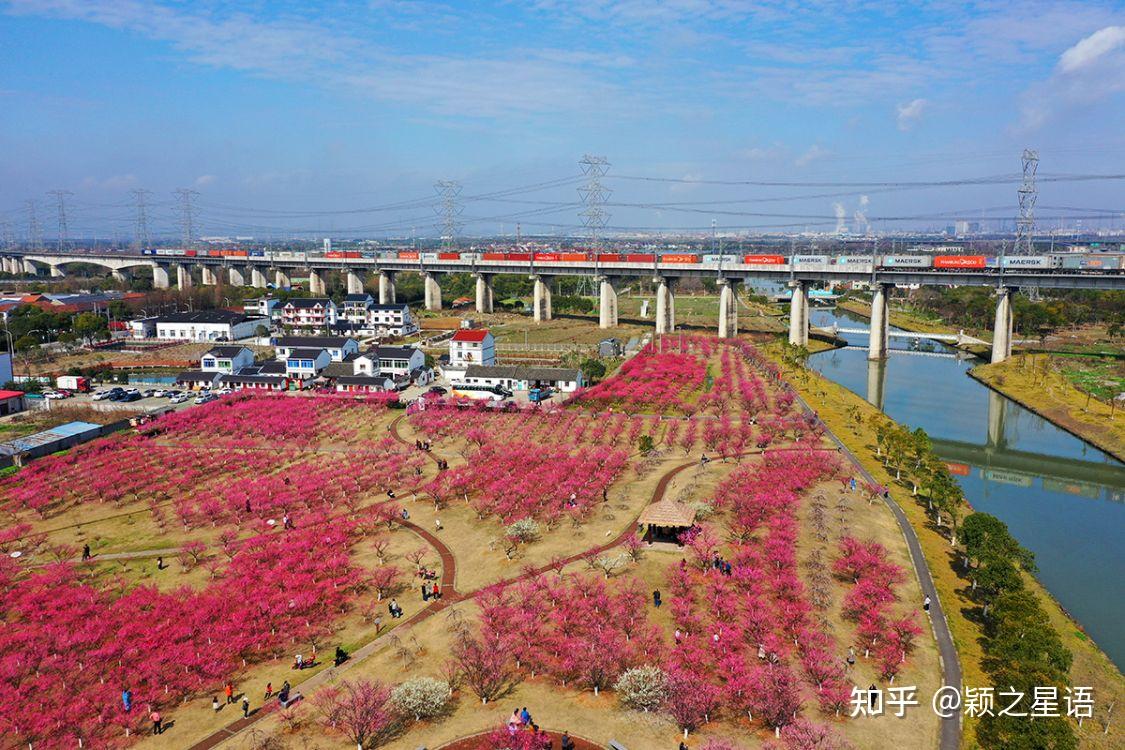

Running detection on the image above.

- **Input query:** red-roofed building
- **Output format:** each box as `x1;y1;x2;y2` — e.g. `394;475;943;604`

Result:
0;390;27;416
449;328;495;370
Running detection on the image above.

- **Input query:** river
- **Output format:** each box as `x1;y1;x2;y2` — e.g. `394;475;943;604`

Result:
806;305;1125;669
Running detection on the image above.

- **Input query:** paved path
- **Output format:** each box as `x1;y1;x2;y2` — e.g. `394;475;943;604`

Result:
439;728;602;750
793;391;962;750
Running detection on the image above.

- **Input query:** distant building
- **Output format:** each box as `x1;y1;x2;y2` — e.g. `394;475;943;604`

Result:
154;310;263;342
281;298;337;332
373;345;426;379
365;304;417;337
341;294;374;326
0;389;26;416
455;364;584;393
449;329;495;368
284;347;332;379
200;346;255;374
273;336;358;362
244;296;281;320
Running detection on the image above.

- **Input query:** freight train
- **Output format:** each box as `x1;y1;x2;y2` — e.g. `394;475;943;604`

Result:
136;248;1124;272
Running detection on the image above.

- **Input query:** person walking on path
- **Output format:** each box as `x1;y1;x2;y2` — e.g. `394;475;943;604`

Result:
434;517;442;531
560;732;575;750
241;696;250;718
264;682;272;700
150;709;162;735
224;682;234;704
212;696;220;712
923;595;931;614
82;544;91;561
652;589;661;607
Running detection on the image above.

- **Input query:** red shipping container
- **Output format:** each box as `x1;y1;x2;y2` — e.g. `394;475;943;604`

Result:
743;254;786;265
398;251;420;260
559;252;590;262
660;254;700;264
534;253;560;262
625;253;655;263
482;252;506;260
438;252;460;260
597;253;624;262
208;250;222;257
934;255;986;269
505;252;532;261
184;250;197;256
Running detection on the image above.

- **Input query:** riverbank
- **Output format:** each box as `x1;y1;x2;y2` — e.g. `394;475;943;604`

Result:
836;297;992;357
763;341;1124;749
971;355;1125;463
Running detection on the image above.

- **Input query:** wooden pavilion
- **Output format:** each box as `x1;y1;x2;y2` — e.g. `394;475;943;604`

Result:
637;498;697;543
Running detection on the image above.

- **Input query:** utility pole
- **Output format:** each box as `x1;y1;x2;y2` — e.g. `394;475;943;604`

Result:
433;180;462;249
174;188;200;247
578;154;611;249
131;188;152;250
47;190;72;251
1015;148;1038;255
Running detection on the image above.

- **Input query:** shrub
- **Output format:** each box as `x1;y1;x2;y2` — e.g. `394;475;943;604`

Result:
614;665;669;712
505;519;541;543
390;677;452;721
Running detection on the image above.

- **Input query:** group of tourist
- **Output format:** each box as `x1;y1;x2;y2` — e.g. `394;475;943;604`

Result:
421;580;443;601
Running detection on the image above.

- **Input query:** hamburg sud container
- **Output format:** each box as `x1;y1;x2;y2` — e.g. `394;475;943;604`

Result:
1079;253;1123;270
743;254;786;265
397;251;420;260
881;255;931;267
934;255;989;269
660;254;700;264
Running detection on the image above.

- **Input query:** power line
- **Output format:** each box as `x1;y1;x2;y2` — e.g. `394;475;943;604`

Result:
433;180;463;249
609;172;1125;188
578;154;611;248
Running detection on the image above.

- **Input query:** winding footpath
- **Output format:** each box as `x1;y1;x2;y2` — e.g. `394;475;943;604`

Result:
173;409;957;750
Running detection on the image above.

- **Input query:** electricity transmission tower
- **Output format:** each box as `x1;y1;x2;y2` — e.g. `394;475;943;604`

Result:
25;200;43;249
433;180;462;248
1015;148;1038;255
131;188;152;249
47;190;72;251
578;155;611;249
174;188;200;247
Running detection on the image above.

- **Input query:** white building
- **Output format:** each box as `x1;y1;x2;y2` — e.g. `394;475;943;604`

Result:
341;294;374;325
284;347;332;378
273;336;358;362
365;304;417;337
154;310;263;342
128;317;158;339
244;297;282;320
449;329;495;368
282;298;337;331
457;365;584;393
372;345;425;379
200;346;256;374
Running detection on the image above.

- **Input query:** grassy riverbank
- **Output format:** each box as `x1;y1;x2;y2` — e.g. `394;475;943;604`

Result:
972;354;1125;462
763;339;1124;749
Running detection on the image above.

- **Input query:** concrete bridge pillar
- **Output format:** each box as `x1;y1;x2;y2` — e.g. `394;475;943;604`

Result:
423;272;442;311
176;264;193;290
274;269;291;289
1;258;10;274
868;283;890;360
654;276;676;334
200;265;219;286
345;270;364;295
50;264;66;278
987;389;1008;448
598;275;618;329
307;268;326;296
991;287;1013;363
111;268;130;285
152;265;170;289
866;358;887;410
23;259;38;275
475;273;494;314
228;266;246;286
717;278;738;338
532;275;553;322
787;280;809;347
250;266;267;289
378;271;397;305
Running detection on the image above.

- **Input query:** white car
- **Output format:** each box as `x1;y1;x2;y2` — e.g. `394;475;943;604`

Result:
151;389;166;398
169;394;190;404
92;390;113;400
42;391;67;400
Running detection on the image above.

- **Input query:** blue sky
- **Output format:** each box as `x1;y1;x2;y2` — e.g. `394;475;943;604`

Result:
1;1;1123;238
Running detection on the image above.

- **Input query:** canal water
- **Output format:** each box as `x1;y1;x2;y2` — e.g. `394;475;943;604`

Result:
806;306;1125;669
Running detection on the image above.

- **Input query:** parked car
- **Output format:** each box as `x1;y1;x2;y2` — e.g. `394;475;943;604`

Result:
92;390;114;400
142;389;157;398
428;386;448;395
169;393;190;404
195;394;217;405
121;392;143;402
42;390;67;400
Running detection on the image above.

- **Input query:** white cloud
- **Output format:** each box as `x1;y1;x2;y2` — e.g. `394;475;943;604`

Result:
195;174;216;187
1059;25;1125;72
795;145;830;167
896;98;927;130
1020;24;1125;129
